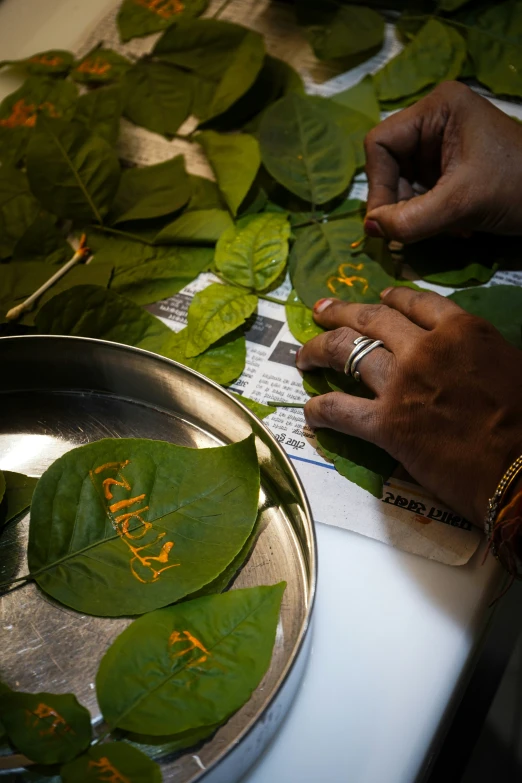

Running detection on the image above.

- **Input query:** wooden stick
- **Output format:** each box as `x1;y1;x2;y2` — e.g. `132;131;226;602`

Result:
6;234;90;321
266;401;306;408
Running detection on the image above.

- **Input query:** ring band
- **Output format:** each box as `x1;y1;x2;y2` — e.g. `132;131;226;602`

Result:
344;335;385;381
344;337;373;375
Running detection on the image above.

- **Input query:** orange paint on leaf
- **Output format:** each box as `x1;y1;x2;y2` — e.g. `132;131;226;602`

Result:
109;494;147;514
0;99;59;128
77;58;112;77
88;757;130;783
327;262;369;295
169;629;211;667
25;703;73;738
29;54;63;68
135;0;184;18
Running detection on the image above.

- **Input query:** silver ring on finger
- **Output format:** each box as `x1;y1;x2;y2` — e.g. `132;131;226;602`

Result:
344;335;385;382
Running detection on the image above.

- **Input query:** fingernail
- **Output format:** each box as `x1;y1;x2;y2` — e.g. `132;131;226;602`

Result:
380;287;393;299
295;347;303;369
364;218;385;239
314;298;333;313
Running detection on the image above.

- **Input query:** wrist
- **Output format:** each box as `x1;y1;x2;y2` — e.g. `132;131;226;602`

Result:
473;437;522;527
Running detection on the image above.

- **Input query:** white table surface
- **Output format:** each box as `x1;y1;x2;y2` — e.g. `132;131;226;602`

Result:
0;3;503;781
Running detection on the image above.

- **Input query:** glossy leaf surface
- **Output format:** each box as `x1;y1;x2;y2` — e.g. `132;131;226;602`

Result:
0;471;38;530
197;131;260;216
449;285;522;349
165;327;247;386
185;283;257;357
467;2;522;97
316;428;396;498
61;742;162;783
110;156;191;224
285;289;324;344
305;5;384;61
155;209;233;244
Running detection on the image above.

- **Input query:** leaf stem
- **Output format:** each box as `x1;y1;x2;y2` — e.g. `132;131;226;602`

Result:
211;271;293;307
89;224;154;246
0;574;33;590
292;206;365;230
266;401;306;409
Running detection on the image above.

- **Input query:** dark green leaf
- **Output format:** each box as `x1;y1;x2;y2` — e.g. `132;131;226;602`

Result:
110;156;190;224
285;289;324;344
231;393;276;419
308;95;376;169
164;327;247;385
215;213;290;292
0;166;40;259
122;61;193;138
197;131;260;216
449;285;522;349
259;93;356;205
28;435;260;616
71;47;132;84
0;50;74;76
26;117;121;223
0;692;91;764
467;2;522;97
74;84;124;146
61;742;162;783
1;263;113;326
186;174;226;211
117;0;209;42
155;209;233;244
304;5;384;61
97;584;285;734
374;20;466;102
123;720;225;758
331;75;380;124
0;471;38;530
185;282;257;356
13;213;74;265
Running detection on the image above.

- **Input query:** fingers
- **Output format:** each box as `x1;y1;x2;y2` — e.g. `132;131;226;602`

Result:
296;326;393;394
311;297;423;352
304;392;380;442
380;286;464;329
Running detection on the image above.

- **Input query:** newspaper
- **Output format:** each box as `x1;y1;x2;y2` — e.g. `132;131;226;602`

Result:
71;0;522;566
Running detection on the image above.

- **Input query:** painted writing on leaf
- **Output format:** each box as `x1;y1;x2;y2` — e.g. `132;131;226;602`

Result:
0;99;59;128
169;630;211;668
28;54;64;68
90;460;179;584
25;703;73;738
327;263;369;295
88;757;130;783
77;58;112;77
135;0;184;18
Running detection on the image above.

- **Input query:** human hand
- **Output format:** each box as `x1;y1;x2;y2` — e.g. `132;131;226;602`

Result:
296;289;522;526
364;81;522;244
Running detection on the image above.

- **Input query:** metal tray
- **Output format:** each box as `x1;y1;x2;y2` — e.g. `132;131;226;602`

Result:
0;336;316;783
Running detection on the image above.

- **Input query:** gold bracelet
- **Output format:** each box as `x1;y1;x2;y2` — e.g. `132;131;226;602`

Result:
484;455;522;552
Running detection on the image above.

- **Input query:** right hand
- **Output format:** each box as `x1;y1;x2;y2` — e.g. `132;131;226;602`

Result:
364;81;522;244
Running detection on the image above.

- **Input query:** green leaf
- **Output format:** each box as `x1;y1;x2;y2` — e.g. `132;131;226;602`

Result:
449;285;522;349
316;427;396;498
308;95;376;169
0;471;5;505
215;213;290;292
71;47;132;84
0;691;91;764
467;2;522;97
122;61;194;138
259;93;356;205
331;76;380;124
97;583;285;734
28;436;260;615
61;742;162;783
156;209;233;244
0;471;38;530
26;117;121;223
110;156;191;225
117;0;209;42
74;84;124;146
186;282;258;357
164;327;247;385
0;166;40;259
289;219;394;308
285;289;324;344
0;50;74;76
374;20;467;103
197;131;260;216
13;213;74;265
187;174;226;211
304;5;384;61
153;18;266;122
1;263;114;326
230;394;276;419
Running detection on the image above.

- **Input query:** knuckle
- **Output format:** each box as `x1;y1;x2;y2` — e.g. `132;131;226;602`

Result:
355;304;387;331
324;328;352;369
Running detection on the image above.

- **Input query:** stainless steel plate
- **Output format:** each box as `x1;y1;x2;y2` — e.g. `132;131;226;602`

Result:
0;336;316;783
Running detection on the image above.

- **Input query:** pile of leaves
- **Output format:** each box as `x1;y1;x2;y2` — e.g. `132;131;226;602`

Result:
0;436;286;779
1;0;522;499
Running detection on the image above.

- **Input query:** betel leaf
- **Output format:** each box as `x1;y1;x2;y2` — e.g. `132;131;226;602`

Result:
449;285;522;350
214;213;290;292
28;436;260;616
117;0;209;43
0;471;38;530
186;175;226;211
467;2;522;98
0;50;74;76
197;131;261;216
316;428;397;498
0;691;91;764
374;19;467;103
259;93;356;205
285;289;325;345
185;283;258;357
153;18;266;122
122;61;193;138
164;327;247;386
96;584;285;734
155;209;233;244
13;213;74;266
26;117;121;224
71;47;132;84
308;95;376;169
61;742;162;783
1;264;114;326
304;5;384;62
331;76;380;124
289;219;394;308
110;156;191;225
0;166;40;260
231;394;276;419
73;84;124;146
